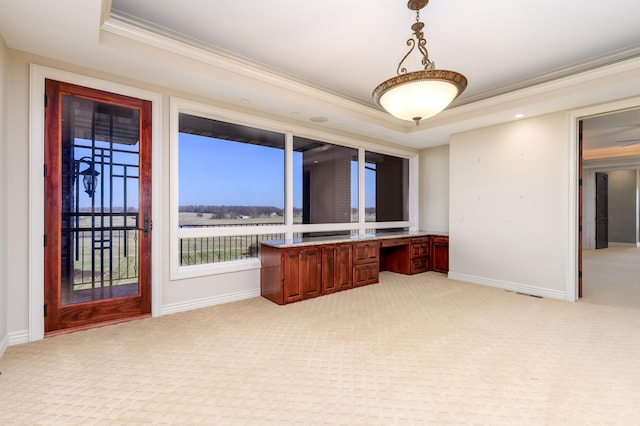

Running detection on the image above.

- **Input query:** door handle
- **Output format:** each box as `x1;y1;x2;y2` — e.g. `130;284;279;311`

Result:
140;213;151;237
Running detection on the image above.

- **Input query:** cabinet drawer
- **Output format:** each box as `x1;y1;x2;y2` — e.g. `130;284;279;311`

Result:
411;257;429;274
380;237;410;248
353;261;379;287
411;243;428;258
353;241;380;263
411;237;430;245
430;236;448;245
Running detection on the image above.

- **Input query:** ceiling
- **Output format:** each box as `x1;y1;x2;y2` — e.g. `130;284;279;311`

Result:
1;0;640;151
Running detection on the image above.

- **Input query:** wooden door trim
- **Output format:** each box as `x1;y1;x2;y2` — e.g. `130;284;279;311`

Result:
29;65;162;342
44;79;152;334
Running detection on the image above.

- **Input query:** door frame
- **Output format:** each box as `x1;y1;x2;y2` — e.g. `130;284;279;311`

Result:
569;96;640;302
29;64;163;342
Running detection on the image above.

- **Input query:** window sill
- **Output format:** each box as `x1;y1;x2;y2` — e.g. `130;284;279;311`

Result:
171;258;261;281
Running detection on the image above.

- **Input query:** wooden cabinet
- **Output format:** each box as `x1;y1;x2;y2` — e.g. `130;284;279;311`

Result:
321;243;353;294
379;238;411;274
410;237;429;274
260;245;321;305
352;241;380;287
260;234;448;305
430;236;449;274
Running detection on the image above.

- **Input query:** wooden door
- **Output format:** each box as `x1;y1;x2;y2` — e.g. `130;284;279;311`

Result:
44;80;152;334
595;172;609;250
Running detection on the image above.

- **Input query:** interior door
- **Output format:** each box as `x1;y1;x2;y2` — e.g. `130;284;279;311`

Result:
44;79;152;334
578;120;583;298
595;172;609;250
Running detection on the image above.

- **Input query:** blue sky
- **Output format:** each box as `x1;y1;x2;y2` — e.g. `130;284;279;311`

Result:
75;133;378;209
178;133;375;208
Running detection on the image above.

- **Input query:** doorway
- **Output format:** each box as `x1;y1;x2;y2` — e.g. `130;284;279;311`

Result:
579;108;640;307
44;79;152;334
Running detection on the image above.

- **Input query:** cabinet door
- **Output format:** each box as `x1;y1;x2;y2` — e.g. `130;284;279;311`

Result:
283;247;321;303
353;262;379;287
410;257;429;274
321;246;338;294
300;247;321;299
353;241;379;263
334;244;353;291
411;237;429;258
430;236;449;273
321;244;352;294
283;249;303;303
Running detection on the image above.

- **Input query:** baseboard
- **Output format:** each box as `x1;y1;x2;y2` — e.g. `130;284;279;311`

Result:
0;333;8;359
160;288;261;316
8;329;29;346
447;272;566;300
608;242;637;247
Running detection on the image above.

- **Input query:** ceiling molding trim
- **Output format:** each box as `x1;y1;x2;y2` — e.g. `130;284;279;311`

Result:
103;7;640;140
102;11;403;124
412;56;640;132
450;44;640;108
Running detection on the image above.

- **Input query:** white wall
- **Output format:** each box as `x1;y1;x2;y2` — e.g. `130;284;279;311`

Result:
2;51;264;341
449;113;571;299
0;36;8;356
419;144;449;232
6;51;33;343
5;50;419;342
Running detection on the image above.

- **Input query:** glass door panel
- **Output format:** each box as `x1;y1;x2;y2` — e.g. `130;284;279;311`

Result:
60;96;141;305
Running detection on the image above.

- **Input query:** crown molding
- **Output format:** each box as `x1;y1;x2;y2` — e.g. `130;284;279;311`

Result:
102;11;399;124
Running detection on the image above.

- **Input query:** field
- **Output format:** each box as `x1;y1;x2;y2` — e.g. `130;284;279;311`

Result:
68;214;139;291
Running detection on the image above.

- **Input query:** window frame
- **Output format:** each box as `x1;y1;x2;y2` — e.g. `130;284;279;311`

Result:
170;97;418;280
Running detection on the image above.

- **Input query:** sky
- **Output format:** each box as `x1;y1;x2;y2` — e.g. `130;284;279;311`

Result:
75;133;377;210
178;133;376;208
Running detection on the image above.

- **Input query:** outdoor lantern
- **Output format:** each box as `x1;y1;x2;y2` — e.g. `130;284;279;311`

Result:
78;156;100;198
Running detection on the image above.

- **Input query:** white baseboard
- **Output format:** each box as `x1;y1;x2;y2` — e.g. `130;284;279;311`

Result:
608;242;637;247
160;288;261;316
0;333;8;359
8;329;29;346
447;272;567;300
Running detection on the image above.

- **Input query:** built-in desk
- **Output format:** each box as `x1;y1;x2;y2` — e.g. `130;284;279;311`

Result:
260;232;448;305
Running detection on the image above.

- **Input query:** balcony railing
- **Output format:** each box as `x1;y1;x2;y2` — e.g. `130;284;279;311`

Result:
179;232;289;266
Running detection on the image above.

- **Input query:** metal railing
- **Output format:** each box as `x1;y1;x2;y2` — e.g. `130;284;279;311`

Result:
70;222;139;291
179;233;288;266
177;222;382;267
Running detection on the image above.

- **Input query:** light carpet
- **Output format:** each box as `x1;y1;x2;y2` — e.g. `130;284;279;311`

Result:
582;246;640;310
2;272;640;424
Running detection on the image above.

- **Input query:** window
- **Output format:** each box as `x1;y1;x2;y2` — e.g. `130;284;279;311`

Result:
178;113;286;266
365;151;409;230
171;99;416;278
293;136;358;236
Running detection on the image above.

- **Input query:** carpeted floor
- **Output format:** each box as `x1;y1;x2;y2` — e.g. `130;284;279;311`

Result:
582;246;640;309
2;270;640;424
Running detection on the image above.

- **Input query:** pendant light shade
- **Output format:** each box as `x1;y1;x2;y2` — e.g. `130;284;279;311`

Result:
373;0;467;125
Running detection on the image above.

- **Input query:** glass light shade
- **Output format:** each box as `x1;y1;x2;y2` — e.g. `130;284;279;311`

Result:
373;70;467;123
